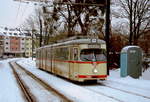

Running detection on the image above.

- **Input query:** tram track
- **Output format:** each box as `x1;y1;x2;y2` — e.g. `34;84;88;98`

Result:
82;82;150;102
102;83;150;99
84;86;123;102
10;59;150;102
10;61;72;102
10;62;36;102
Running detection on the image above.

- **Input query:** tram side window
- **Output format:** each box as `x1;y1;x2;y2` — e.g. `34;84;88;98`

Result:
74;48;78;60
61;47;69;60
55;47;69;60
40;50;42;59
48;48;51;60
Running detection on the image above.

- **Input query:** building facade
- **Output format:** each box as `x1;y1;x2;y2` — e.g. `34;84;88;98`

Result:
0;33;4;57
25;37;32;57
0;27;32;58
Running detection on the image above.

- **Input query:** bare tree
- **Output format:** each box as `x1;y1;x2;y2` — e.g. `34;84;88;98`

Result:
118;0;150;45
52;0;106;37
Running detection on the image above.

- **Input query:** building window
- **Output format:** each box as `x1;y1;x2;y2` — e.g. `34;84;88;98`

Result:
14;33;17;35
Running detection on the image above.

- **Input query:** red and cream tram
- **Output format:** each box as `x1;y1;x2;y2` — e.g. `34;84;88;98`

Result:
36;36;107;82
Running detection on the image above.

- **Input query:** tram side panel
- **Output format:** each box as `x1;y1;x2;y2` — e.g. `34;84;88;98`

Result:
69;47;79;81
43;48;47;70
36;50;40;68
53;47;70;78
45;48;48;71
39;49;42;69
46;47;52;72
41;48;46;70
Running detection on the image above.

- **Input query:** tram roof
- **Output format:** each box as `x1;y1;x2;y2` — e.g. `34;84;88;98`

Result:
37;37;105;50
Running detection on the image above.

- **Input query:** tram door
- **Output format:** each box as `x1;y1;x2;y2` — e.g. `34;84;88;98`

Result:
70;47;79;79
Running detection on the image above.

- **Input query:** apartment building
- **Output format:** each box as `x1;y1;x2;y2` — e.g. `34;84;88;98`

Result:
25;37;32;57
0;28;32;57
0;32;4;57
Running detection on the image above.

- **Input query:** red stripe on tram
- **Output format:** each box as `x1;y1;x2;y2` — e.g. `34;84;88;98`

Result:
37;59;107;64
54;60;107;64
78;75;107;78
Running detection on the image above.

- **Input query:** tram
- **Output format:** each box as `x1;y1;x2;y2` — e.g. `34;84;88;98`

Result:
36;36;107;82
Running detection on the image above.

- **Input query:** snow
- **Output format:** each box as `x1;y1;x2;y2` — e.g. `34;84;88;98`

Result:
0;58;150;102
0;59;25;102
108;69;150;90
16;58;118;102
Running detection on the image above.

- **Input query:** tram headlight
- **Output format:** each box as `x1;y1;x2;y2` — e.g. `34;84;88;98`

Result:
93;69;98;73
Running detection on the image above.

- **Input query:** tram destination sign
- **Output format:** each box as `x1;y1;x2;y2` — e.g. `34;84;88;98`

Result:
88;44;100;48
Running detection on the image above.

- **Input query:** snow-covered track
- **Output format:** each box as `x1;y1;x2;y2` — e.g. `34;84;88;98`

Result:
98;79;150;99
10;61;36;102
103;83;150;99
83;83;150;102
10;61;72;102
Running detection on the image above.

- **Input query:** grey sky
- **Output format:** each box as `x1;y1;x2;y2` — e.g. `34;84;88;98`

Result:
0;0;34;28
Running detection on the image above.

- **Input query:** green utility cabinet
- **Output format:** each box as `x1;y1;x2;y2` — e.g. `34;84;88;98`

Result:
120;46;142;78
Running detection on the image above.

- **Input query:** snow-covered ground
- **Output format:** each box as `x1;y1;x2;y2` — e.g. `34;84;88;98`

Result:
0;58;150;102
0;59;25;102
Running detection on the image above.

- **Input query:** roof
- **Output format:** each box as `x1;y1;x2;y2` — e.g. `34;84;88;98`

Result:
0;28;31;37
121;46;141;53
0;32;4;36
37;37;105;50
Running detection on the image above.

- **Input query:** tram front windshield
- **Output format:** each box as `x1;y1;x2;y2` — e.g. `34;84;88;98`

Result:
80;49;106;61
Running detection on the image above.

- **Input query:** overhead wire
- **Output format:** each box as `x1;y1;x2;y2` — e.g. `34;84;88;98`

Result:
19;3;28;25
14;0;21;27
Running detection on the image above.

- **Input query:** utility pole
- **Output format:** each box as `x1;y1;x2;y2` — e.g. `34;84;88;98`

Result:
105;0;110;75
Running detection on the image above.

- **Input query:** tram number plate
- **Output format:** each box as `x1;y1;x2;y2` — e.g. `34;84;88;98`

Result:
88;44;100;48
